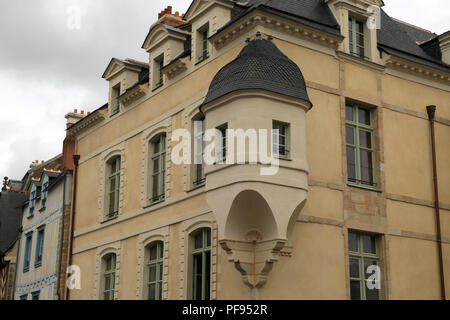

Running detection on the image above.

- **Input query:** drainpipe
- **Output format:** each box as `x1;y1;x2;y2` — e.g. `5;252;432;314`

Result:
56;171;68;300
65;154;80;300
426;105;446;300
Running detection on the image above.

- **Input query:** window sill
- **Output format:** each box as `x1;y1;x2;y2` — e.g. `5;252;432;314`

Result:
101;215;118;224
145;198;166;208
27;214;34;220
34;262;42;268
188;184;205;193
347;182;382;193
195;54;210;65
152;83;164;92
39;207;46;212
23;268;30;273
110;110;120;118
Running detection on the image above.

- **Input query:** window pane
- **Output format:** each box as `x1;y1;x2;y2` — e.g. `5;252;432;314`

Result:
193;254;203;300
149;265;156;282
362;234;377;254
350;280;361;300
148;283;156;300
154;140;160;154
365;284;380;300
195;233;203;249
149;245;157;261
346;146;356;182
206;229;211;247
349;258;360;278
360;150;373;184
153;159;159;173
205;251;211;300
348;232;359;252
358;108;371;125
152;174;159;198
364;259;378;279
346;126;355;145
158;243;163;259
359;130;372;149
105;275;111;291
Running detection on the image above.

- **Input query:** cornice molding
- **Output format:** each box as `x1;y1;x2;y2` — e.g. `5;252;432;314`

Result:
385;54;450;85
337;50;385;72
119;84;148;107
210;10;343;51
69;109;106;136
162;56;189;79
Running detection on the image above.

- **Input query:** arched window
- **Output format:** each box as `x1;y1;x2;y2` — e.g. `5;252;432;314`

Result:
150;134;166;204
146;241;164;300
102;253;116;300
107;156;121;219
191;228;211;300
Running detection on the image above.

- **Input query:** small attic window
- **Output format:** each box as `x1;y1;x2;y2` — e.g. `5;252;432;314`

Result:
111;83;121;116
154;54;164;90
348;16;368;59
197;24;209;63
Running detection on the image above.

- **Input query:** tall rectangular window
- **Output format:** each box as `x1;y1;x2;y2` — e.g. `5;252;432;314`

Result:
34;226;45;267
151;135;166;204
154;55;164;89
107;157;120;219
23;233;33;272
40;181;48;210
28;190;36;218
103;254;116;300
346;104;375;187
217;124;227;163
193;117;206;187
111;83;121;115
273;121;290;159
147;241;163;300
348;231;381;300
192;228;211;300
199;27;209;61
349;17;365;58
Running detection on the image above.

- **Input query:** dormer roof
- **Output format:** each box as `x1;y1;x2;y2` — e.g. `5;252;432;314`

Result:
102;58;149;80
141;23;191;52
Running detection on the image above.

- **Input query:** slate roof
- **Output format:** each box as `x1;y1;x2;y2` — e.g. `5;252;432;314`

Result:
377;9;449;71
216;1;449;71
200;35;312;108
0;191;27;257
221;0;341;36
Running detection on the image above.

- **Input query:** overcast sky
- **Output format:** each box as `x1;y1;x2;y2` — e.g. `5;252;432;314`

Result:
0;0;449;181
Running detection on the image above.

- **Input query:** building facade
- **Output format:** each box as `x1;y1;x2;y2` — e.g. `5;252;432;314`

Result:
67;0;449;300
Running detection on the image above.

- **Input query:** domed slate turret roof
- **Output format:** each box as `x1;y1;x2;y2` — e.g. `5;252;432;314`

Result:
200;33;312;108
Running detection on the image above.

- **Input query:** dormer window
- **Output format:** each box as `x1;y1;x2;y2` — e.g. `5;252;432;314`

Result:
111;83;121;116
40;178;49;211
154;55;164;89
28;185;37;218
197;24;210;62
349;17;365;58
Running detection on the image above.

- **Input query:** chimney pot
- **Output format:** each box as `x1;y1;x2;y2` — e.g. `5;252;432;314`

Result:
74;109;78;114
81;110;85;115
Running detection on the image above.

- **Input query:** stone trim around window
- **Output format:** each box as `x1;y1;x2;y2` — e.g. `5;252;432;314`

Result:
179;213;218;300
140;118;172;208
94;241;121;300
98;142;126;223
135;226;169;300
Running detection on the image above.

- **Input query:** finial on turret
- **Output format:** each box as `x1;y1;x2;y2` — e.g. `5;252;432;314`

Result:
255;31;262;40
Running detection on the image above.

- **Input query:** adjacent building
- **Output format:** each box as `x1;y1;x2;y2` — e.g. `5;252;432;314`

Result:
52;0;450;300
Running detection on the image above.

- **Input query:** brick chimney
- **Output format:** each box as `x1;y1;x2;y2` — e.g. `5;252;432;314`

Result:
152;6;185;29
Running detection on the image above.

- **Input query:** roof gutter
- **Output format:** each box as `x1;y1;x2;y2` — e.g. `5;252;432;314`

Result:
426;105;446;300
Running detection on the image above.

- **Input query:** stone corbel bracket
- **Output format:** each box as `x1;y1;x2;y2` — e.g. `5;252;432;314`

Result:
219;238;287;298
120;84;148;107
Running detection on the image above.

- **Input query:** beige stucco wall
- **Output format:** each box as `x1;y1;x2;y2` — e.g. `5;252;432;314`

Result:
68;10;450;301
